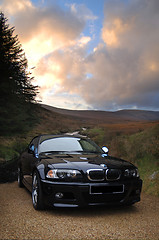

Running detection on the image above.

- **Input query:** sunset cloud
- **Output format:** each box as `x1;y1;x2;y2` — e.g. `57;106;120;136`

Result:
1;0;86;66
0;0;33;15
75;0;159;110
102;18;130;47
1;0;159;110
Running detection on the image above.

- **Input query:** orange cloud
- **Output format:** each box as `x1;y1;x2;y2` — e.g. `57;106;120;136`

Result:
102;18;130;47
0;0;34;15
1;0;86;66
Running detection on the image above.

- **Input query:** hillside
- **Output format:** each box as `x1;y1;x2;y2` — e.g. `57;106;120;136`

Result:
0;104;159;196
42;104;159;122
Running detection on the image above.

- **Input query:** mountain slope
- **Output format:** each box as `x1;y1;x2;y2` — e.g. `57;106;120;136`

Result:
41;104;159;122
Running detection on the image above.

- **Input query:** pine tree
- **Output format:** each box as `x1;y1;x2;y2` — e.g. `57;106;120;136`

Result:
0;12;39;135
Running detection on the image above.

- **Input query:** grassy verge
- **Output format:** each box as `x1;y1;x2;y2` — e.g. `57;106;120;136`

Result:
0;137;28;162
0;137;28;182
138;156;159;196
85;124;159;196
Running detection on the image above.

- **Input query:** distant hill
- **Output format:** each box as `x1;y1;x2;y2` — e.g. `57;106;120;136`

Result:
41;104;159;122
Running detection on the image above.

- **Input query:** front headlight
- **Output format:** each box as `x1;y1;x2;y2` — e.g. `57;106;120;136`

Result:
46;169;82;180
124;168;140;178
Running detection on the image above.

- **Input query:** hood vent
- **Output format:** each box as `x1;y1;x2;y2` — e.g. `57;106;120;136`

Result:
53;154;73;158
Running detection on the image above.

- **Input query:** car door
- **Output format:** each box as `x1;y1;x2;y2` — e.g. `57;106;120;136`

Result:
21;137;39;187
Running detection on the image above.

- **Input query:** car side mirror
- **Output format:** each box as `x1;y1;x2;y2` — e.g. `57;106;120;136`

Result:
102;146;109;154
28;144;34;154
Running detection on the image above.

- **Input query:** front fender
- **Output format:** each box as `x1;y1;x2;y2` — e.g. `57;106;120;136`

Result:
33;163;45;180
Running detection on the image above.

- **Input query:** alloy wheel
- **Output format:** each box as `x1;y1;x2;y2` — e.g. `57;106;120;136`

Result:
32;173;38;207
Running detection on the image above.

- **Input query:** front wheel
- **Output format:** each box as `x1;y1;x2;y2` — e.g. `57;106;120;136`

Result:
32;171;44;210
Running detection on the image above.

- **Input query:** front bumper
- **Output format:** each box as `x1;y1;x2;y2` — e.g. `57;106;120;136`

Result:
41;179;142;207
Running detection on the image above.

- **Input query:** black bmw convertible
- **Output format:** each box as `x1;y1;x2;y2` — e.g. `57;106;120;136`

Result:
18;134;142;210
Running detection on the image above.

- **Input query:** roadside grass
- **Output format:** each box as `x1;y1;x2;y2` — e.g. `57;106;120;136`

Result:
0;137;28;162
0;144;18;162
85;124;159;196
138;156;159;197
85;127;106;145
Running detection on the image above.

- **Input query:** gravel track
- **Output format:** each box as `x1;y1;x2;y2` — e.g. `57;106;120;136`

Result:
0;182;159;240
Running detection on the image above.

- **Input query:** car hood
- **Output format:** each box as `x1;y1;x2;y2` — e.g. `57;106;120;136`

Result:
41;153;134;171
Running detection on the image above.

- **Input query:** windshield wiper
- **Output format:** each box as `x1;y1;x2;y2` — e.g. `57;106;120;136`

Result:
40;150;101;155
40;151;81;155
39;151;63;155
82;150;101;154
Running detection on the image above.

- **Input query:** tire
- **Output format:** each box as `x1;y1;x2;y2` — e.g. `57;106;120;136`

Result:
18;167;24;188
32;171;44;210
125;201;135;207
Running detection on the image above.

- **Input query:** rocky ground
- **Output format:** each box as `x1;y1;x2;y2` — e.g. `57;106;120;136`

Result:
0;182;159;240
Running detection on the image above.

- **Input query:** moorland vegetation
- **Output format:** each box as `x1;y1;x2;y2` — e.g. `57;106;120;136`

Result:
0;105;159;196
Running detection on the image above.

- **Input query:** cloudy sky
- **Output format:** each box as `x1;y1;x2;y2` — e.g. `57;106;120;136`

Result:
1;0;159;111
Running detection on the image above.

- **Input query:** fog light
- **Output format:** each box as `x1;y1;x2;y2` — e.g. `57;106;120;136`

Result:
55;192;64;199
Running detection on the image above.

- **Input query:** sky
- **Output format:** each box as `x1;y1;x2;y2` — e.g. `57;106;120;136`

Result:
1;0;159;111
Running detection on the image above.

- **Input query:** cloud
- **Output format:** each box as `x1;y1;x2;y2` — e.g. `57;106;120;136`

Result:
1;0;159;110
80;0;159;110
0;0;33;15
35;45;86;95
102;18;130;47
1;0;96;110
35;0;159;110
69;3;98;21
98;0;159;110
1;0;86;66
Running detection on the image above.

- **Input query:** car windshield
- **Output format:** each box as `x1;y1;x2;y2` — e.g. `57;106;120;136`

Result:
38;136;103;154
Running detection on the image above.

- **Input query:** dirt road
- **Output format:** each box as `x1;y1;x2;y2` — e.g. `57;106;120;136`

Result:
0;182;159;240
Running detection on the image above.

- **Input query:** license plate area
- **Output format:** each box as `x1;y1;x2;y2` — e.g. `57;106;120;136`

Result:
90;184;124;195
